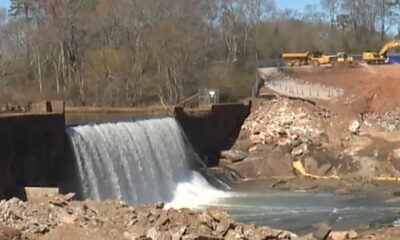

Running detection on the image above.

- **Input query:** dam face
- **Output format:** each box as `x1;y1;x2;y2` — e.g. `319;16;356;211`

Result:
0;102;250;201
67;118;215;205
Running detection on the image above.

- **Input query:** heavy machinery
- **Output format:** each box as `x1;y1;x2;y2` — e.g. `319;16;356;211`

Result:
363;41;400;64
281;51;330;67
331;52;354;66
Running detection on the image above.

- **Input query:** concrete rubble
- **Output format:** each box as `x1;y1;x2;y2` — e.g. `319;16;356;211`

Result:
365;109;400;132
0;194;296;240
240;99;325;148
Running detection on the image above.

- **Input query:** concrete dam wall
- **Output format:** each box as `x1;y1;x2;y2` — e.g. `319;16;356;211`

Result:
0;102;250;200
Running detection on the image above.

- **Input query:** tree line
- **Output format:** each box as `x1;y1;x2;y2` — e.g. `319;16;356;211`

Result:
0;0;399;107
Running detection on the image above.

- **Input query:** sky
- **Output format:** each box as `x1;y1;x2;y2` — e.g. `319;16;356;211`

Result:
276;0;321;11
0;0;9;9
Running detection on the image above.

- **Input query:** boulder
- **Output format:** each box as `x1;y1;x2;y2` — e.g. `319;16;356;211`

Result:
348;230;358;239
215;218;233;236
230;154;293;179
317;164;332;176
312;223;331;240
348;120;360;134
206;207;227;222
292;143;308;156
393;148;400;159
219;158;233;167
64;192;76;201
329;231;348;240
304;157;319;174
220;150;248;163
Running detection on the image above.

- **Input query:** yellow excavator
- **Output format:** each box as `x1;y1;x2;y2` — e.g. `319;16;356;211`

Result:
363;41;400;64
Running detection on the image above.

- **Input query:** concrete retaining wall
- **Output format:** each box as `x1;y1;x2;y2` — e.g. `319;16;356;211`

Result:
0;113;66;200
175;102;251;166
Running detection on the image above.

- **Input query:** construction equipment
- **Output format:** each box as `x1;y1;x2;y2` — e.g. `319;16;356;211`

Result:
363;41;400;64
281;51;309;67
281;51;330;67
331;52;354;66
310;51;331;67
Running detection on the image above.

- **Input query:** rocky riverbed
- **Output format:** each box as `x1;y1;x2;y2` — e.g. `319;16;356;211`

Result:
1;192;400;240
0;193;298;240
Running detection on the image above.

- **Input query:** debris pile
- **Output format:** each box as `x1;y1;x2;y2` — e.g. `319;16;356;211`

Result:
241;98;327;148
0;194;295;240
374;109;400;132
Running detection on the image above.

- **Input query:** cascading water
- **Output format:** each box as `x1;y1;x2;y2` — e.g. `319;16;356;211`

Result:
66;117;227;207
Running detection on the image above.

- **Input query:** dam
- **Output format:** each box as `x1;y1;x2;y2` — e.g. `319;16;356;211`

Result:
66;118;227;206
0;100;399;234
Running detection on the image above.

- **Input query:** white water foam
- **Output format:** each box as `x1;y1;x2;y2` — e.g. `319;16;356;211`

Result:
166;171;231;209
67;117;228;207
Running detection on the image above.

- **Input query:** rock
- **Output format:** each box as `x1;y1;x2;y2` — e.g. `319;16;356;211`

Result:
64;192;76;201
219;158;233;167
182;234;222;240
206;207;227;222
224;229;245;240
250;134;262;145
317;164;332;176
348;120;360;134
312;223;331;240
304;157;319;174
215;218;233;236
231;153;293;179
155;212;170;228
393;148;400;159
329;231;348;240
292;143;308;156
58;211;76;224
0;193;297;240
348;230;358;239
299;233;315;240
170;226;186;240
196;212;214;229
155;202;165;209
220;150;248;163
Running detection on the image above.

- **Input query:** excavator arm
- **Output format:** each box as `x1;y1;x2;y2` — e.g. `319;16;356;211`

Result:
379;41;400;56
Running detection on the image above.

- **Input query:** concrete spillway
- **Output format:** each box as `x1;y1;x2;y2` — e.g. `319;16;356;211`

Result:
66;117;227;206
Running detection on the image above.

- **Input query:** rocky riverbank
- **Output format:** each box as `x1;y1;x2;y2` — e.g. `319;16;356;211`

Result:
0;193;298;240
218;78;400;192
1;192;400;240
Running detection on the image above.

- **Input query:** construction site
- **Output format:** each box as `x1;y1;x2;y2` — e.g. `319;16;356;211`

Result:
2;0;400;238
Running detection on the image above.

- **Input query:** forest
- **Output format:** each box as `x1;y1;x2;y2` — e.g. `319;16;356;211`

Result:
0;0;399;107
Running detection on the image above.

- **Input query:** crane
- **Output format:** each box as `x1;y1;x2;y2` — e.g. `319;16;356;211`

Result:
363;41;400;64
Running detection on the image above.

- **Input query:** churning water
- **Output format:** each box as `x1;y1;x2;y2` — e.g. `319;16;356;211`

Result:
66;117;228;206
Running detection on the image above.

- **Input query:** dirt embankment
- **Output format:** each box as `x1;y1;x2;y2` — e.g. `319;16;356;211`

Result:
219;65;400;192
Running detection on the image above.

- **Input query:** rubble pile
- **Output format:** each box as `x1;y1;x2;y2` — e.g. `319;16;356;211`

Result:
241;98;327;148
0;194;295;240
366;109;400;132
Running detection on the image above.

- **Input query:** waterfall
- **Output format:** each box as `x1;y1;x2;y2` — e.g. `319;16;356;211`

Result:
66;117;227;206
